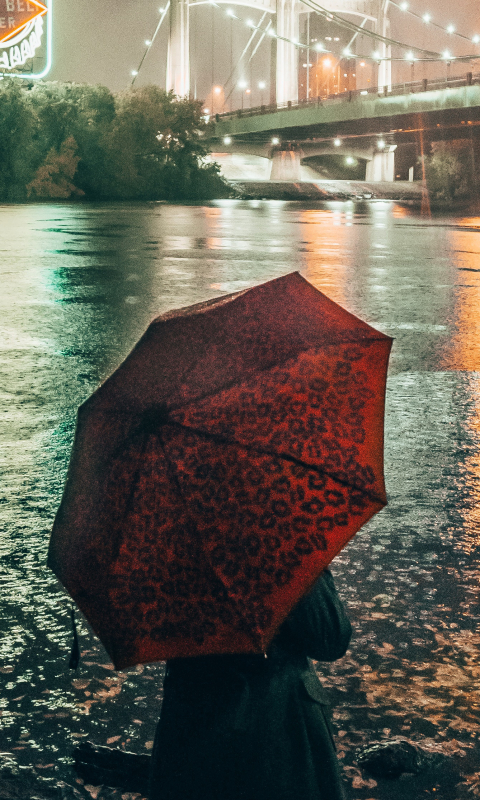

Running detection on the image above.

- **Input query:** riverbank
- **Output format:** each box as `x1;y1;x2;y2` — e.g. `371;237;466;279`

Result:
230;179;424;202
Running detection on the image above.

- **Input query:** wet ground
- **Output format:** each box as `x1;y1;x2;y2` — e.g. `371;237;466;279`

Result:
1;199;479;799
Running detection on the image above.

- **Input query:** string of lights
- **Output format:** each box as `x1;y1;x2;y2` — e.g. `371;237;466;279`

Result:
131;3;170;84
130;0;480;86
388;1;480;46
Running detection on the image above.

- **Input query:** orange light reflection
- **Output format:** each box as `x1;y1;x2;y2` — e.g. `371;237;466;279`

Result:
298;207;354;309
442;223;480;552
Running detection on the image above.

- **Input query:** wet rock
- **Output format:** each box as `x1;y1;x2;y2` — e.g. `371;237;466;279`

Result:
356;739;446;778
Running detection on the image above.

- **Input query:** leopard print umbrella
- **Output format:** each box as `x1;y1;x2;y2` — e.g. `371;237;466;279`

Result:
48;272;392;669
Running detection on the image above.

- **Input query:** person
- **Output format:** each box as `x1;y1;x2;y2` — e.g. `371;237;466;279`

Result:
148;568;352;800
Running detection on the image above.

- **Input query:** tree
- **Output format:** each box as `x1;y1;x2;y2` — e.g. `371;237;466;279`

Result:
26;136;84;199
98;86;227;200
27;82;116;197
423;141;471;201
0;79;229;201
0;79;37;200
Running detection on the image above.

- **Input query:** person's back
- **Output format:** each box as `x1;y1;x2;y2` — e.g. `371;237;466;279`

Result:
149;569;352;800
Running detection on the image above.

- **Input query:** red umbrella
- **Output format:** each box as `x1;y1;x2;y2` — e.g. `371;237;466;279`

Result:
48;272;392;670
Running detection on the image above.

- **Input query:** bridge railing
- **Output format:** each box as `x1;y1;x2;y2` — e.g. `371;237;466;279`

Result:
215;72;480;122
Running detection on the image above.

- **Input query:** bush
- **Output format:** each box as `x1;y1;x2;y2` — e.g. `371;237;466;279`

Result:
0;80;230;201
422;141;472;201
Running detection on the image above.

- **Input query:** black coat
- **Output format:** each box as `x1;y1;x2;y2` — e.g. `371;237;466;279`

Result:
149;570;352;800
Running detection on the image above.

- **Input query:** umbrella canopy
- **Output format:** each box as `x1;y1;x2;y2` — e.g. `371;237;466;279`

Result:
48;272;392;670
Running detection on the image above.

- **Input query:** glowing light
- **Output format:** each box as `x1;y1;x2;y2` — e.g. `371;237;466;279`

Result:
346;156;355;165
214;85;222;94
203;107;210;113
258;81;266;89
0;0;47;44
446;24;455;34
246;18;255;27
314;42;323;51
442;50;452;60
223;136;232;145
0;11;47;73
405;51;415;61
267;28;276;36
423;12;431;23
145;39;152;46
226;8;234;15
159;7;165;11
246;88;251;94
377;139;386;149
360;61;366;66
400;1;408;9
334;138;342;146
131;70;138;76
360;90;368;94
238;80;247;89
473;35;480;44
271;136;280;145
372;50;381;60
343;48;351;56
323;57;332;67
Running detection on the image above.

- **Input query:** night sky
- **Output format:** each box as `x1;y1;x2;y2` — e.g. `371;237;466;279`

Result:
47;0;480;103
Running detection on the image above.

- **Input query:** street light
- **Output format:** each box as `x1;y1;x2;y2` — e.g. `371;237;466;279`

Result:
223;136;232;145
238;80;248;110
258;80;266;105
405;51;415;83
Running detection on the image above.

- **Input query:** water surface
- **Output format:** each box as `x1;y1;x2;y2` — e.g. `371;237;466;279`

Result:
1;200;479;798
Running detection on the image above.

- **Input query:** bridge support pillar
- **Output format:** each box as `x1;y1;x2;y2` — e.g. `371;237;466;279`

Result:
276;0;299;105
166;0;190;97
365;150;395;182
377;0;391;91
270;150;302;181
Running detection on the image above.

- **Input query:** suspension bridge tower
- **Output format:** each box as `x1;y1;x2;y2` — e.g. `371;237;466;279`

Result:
166;0;391;103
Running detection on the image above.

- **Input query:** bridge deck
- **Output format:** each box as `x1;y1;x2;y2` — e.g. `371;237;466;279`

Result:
213;74;480;143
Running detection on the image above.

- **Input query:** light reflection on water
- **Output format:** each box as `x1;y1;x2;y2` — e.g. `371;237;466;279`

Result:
1;201;480;795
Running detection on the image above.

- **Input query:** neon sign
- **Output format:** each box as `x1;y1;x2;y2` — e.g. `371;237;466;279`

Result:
0;0;51;79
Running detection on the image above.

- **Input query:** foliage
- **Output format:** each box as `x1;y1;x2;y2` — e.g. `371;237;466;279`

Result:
0;80;229;201
27;135;84;199
0;79;37;200
422;141;473;201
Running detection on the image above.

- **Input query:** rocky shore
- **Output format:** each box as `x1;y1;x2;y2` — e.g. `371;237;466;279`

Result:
230;179;424;202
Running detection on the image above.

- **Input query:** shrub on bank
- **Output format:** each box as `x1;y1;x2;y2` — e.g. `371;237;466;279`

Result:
422;140;475;202
0;79;230;201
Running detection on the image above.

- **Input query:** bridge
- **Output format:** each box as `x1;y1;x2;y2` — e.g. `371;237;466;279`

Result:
131;0;480;181
209;72;480;181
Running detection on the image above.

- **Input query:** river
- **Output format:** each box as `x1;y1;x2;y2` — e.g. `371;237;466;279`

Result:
1;200;479;799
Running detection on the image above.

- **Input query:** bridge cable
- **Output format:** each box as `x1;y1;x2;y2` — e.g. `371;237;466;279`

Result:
222;11;269;104
301;0;442;58
389;0;479;46
131;2;170;86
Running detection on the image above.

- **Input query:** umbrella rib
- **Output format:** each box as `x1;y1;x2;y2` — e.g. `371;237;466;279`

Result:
155;429;264;649
166;420;386;506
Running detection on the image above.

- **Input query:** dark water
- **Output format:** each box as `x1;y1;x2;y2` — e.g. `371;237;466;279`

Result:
1;200;480;799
